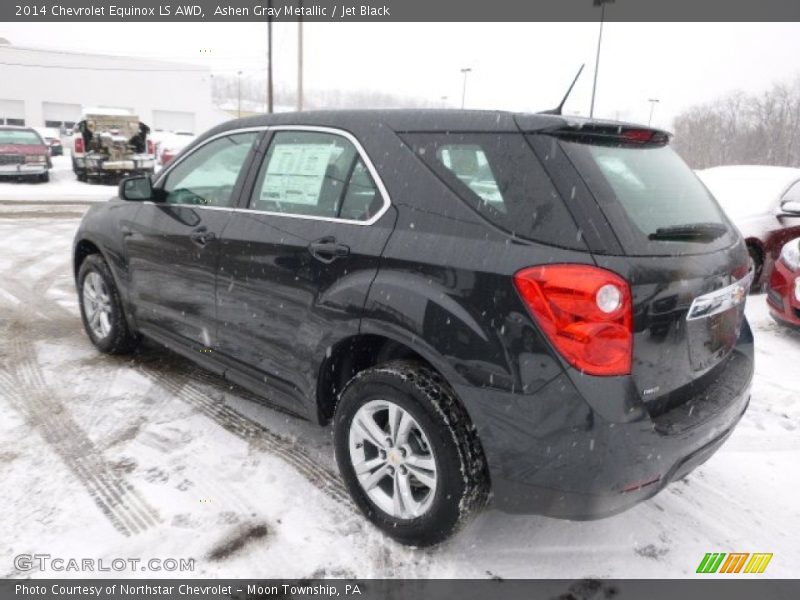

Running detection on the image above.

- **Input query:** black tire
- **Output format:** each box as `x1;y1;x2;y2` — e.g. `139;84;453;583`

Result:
77;254;139;354
334;360;489;546
39;171;49;183
748;244;763;290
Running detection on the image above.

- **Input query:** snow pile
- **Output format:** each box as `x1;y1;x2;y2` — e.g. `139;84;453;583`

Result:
697;165;800;218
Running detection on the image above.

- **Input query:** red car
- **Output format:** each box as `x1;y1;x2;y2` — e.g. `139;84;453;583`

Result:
697;166;800;288
158;132;194;167
767;237;800;328
0;126;51;182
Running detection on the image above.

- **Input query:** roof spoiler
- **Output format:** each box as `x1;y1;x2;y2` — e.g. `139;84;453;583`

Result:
544;123;671;146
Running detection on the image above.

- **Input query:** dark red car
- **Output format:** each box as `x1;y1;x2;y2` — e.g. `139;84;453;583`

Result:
158;132;194;168
0;126;52;183
767;237;800;328
697;166;800;288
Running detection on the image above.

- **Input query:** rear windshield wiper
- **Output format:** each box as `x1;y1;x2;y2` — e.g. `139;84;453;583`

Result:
648;222;728;242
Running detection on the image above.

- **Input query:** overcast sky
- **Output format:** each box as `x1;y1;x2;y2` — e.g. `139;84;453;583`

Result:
3;21;800;128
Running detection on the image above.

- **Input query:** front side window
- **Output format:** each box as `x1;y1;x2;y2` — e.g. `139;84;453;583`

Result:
251;131;382;221
160;132;258;207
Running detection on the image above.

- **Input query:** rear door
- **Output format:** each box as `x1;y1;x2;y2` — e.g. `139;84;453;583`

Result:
126;130;261;346
215;127;395;413
525;125;751;403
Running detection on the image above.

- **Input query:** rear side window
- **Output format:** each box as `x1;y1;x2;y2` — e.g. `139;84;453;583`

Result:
251;131;383;221
557;139;735;254
403;133;585;250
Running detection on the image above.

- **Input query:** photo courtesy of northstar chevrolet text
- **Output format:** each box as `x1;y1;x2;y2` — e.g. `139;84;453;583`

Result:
0;0;799;595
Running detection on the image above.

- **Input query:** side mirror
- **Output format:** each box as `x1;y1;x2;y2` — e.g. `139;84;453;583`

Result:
779;200;800;216
119;175;153;201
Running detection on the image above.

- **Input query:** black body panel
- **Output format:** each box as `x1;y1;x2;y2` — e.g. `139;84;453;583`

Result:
126;204;230;346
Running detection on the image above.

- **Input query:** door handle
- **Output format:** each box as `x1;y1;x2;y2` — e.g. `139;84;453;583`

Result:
190;226;216;247
308;236;350;263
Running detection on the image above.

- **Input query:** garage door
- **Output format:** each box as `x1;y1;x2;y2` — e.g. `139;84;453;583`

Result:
0;99;25;126
152;110;195;134
42;102;82;129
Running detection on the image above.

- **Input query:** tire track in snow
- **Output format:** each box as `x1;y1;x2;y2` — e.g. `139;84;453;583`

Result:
135;361;353;508
0;270;161;537
0;332;161;537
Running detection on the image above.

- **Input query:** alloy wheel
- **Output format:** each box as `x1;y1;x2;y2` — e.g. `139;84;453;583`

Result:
82;271;113;340
348;399;438;520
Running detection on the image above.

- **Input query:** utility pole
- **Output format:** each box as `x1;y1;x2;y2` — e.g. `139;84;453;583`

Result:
237;70;243;118
648;98;660;126
590;0;614;118
460;68;472;109
267;0;274;114
297;1;303;111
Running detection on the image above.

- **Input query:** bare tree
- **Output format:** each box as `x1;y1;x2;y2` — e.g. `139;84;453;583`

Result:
673;76;800;169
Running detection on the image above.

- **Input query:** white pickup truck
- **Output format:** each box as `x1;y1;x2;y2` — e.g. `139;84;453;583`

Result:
72;110;156;183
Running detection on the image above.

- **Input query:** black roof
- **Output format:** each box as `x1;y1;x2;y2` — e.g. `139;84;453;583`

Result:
207;109;670;138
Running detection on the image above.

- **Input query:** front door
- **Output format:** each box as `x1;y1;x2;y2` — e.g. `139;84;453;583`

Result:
126;131;261;346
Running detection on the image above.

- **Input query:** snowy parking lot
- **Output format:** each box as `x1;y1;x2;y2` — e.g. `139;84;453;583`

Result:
0;173;799;579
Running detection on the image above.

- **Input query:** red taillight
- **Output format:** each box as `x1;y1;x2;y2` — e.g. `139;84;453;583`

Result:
621;129;655;143
146;139;154;155
74;137;84;153
513;264;633;376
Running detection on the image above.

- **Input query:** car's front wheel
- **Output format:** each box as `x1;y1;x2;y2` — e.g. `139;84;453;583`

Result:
77;254;139;354
334;360;488;546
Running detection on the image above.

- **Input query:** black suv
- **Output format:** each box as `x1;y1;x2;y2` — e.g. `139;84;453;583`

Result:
73;110;754;546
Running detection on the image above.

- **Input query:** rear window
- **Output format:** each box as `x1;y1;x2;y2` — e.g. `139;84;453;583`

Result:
402;133;585;250
0;129;43;145
557;139;735;254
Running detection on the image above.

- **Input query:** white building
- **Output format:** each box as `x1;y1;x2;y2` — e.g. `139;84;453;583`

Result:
0;39;230;134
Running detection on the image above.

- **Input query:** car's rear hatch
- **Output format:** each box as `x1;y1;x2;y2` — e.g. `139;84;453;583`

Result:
517;116;752;406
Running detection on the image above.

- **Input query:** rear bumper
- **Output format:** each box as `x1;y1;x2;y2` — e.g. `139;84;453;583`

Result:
767;258;800;327
81;155;155;175
455;321;754;518
0;164;48;176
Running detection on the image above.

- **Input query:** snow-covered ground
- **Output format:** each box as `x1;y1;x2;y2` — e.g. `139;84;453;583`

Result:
0;204;798;579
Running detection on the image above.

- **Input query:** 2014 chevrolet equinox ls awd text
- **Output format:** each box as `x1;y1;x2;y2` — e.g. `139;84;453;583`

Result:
73;110;754;546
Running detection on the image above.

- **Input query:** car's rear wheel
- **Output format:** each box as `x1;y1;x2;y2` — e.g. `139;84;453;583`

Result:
78;254;138;354
334;360;488;546
39;172;49;183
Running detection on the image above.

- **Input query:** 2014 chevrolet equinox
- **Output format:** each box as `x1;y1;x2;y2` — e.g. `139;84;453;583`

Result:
73;110;754;546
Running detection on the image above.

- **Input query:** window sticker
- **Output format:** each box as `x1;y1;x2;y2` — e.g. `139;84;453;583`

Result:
262;143;336;206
